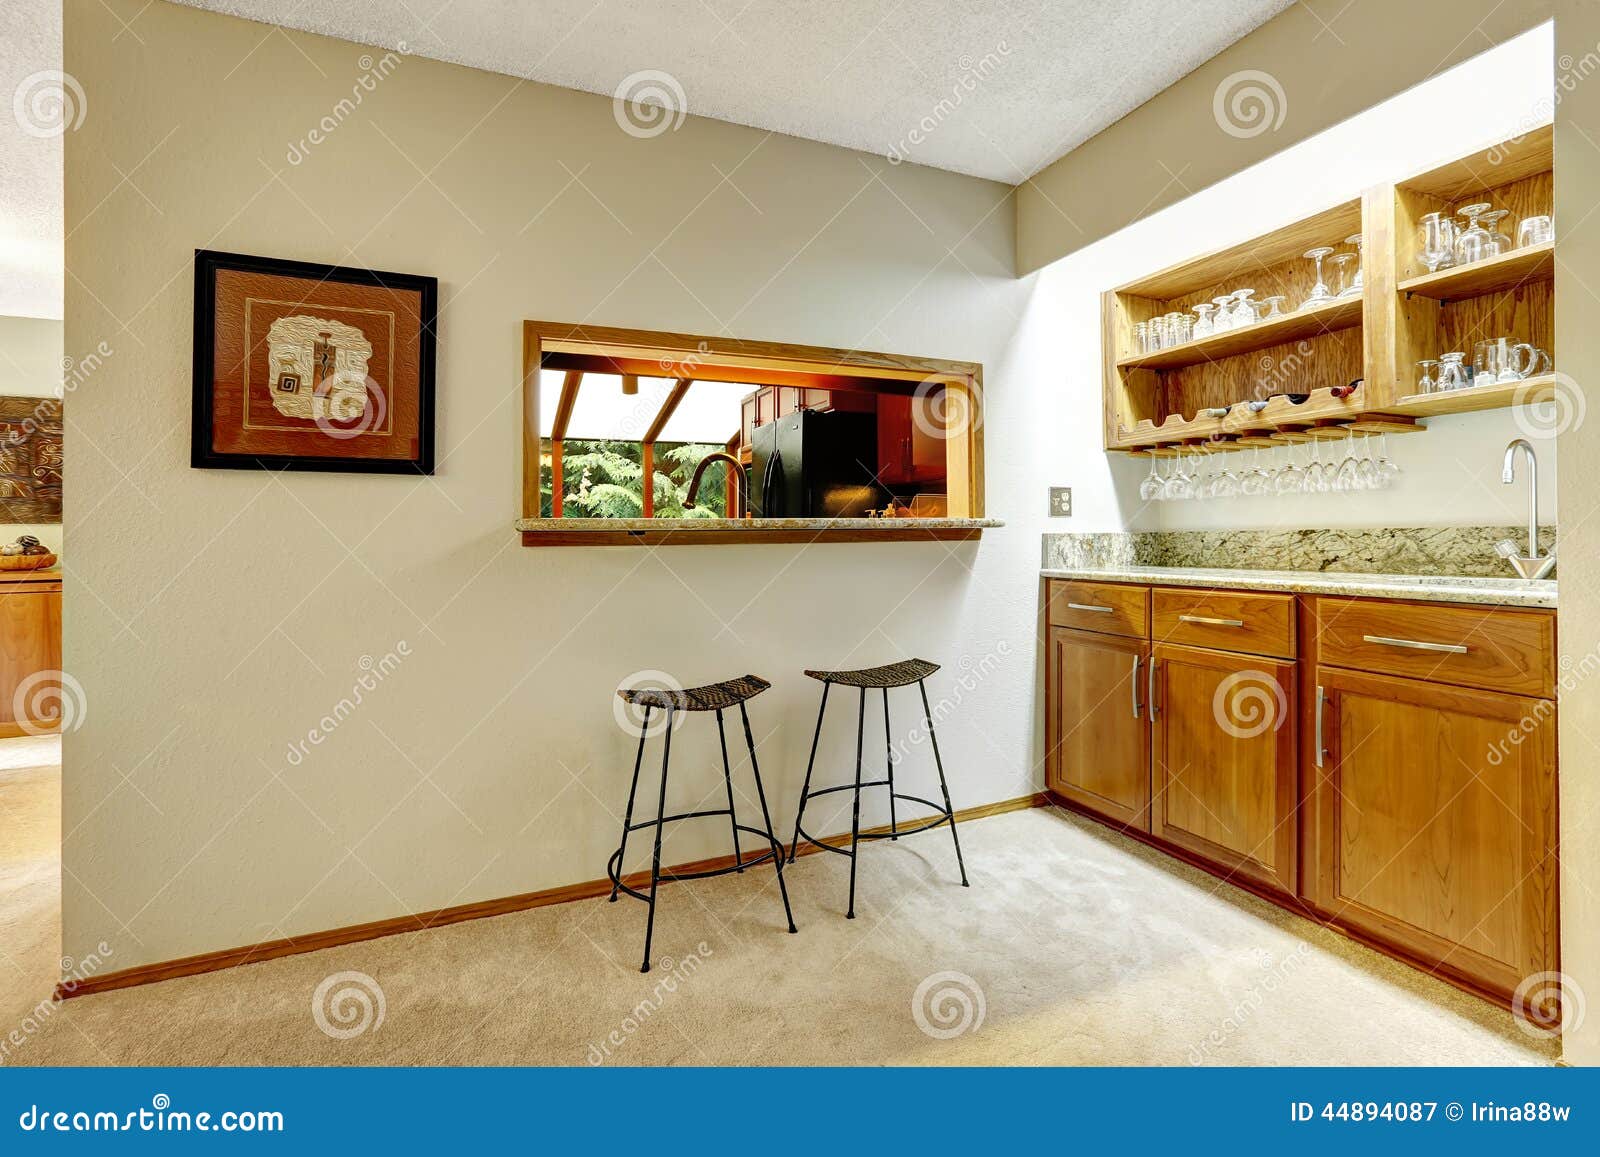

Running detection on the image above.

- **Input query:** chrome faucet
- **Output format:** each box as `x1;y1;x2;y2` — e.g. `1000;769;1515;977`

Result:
682;452;746;516
1497;439;1556;579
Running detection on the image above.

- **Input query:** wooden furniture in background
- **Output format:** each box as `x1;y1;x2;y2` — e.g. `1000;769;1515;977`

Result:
1043;575;1560;1016
1100;126;1556;454
0;570;62;738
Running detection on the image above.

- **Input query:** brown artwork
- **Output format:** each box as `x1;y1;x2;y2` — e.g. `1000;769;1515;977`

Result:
192;251;436;474
0;397;63;523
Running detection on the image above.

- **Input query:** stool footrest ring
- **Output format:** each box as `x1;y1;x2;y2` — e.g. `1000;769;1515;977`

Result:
607;824;786;899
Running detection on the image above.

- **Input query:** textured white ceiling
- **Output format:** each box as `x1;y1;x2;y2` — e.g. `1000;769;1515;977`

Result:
173;0;1292;183
0;0;63;319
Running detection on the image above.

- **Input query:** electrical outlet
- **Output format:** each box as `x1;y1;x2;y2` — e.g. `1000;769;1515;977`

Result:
1049;487;1072;517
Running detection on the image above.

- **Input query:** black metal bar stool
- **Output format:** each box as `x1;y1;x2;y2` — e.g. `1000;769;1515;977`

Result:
607;674;797;972
787;659;969;918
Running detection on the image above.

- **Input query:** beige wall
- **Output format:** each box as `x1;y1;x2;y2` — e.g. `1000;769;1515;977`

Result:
0;314;63;553
1017;0;1553;274
63;0;1038;972
1555;0;1600;1069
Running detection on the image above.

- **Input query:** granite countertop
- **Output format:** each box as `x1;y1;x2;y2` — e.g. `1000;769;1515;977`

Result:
518;517;1003;532
1040;565;1556;609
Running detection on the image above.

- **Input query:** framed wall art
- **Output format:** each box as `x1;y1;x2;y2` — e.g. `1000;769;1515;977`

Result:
0;397;63;522
191;250;437;473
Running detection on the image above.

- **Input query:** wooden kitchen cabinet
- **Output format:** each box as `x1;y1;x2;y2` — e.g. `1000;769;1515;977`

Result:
1309;667;1558;1006
0;574;63;738
1149;643;1297;894
876;391;946;485
1047;626;1150;830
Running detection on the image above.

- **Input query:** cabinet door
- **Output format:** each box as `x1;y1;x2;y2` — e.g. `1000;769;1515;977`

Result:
1311;667;1557;1004
1151;643;1297;893
739;393;758;453
877;393;911;483
1047;627;1150;830
0;584;63;736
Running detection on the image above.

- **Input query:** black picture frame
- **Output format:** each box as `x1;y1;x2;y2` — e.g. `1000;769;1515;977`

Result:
191;249;437;474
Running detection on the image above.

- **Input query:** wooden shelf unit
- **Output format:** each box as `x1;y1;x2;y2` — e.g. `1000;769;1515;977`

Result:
1102;125;1555;453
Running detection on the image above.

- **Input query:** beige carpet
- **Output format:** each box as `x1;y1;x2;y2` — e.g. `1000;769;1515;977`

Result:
4;797;1556;1066
0;735;61;1042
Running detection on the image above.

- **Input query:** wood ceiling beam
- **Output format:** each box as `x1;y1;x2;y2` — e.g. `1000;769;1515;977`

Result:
550;370;583;441
642;379;694;446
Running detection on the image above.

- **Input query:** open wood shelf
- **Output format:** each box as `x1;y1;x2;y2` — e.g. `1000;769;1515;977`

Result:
1397;241;1554;300
1380;374;1559;418
1116;296;1362;370
1101;124;1555;453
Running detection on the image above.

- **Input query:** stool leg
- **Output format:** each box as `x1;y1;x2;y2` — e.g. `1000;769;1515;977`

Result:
640;707;675;973
787;681;829;863
846;686;866;919
918;680;968;887
738;703;797;934
883;686;897;840
611;705;651;902
715;710;743;872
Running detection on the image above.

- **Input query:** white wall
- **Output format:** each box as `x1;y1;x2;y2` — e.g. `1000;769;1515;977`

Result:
0;314;63;554
63;0;1041;971
1023;25;1559;535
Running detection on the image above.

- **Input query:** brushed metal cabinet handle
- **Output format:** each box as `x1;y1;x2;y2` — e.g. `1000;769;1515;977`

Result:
1067;602;1115;614
1315;685;1327;768
1362;633;1469;655
1131;654;1142;719
1179;614;1245;627
1148;658;1159;721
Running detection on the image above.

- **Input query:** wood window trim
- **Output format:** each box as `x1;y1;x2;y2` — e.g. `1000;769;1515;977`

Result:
519;320;990;545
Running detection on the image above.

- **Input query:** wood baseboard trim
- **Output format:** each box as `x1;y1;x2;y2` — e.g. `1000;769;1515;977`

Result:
58;792;1048;1001
1043;791;1514;1014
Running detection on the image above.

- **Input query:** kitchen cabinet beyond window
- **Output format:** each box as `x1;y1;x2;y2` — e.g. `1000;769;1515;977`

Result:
876;392;946;485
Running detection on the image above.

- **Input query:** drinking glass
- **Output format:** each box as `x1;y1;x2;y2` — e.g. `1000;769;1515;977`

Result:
1436;351;1470;390
1340;233;1365;296
1139;456;1163;501
1419;212;1456;272
1507;343;1554;381
1275;444;1305;494
1231;288;1257;328
1261;295;1286;319
1328;253;1358;298
1192;303;1215;339
1333;437;1361;491
1211;294;1236;333
1453;202;1493;265
1212;457;1241;498
1415;359;1438;393
1374;435;1400;487
1481;210;1514;256
1473;339;1502;385
1302;247;1336;307
1517;215;1554;248
1133;320;1149;353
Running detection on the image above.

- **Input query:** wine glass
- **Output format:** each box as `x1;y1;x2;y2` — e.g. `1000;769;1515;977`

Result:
1453;202;1493;265
1231;288;1257;328
1211;295;1236;333
1481;210;1514;256
1374;435;1400;487
1192;302;1215;339
1419;212;1456;272
1139;456;1162;501
1328;253;1358;299
1340;233;1364;297
1415;359;1438;394
1275;443;1306;494
1261;295;1286;320
1302;247;1336;307
1333;436;1362;491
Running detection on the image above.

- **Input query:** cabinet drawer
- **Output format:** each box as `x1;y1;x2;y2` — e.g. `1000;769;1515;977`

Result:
1314;598;1555;698
1152;588;1295;659
1046;580;1147;638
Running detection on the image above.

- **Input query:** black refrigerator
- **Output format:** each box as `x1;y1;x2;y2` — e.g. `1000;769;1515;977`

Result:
749;409;885;518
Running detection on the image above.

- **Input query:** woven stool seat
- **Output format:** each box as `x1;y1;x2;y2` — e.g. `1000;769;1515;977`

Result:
802;659;939;688
618;674;770;712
